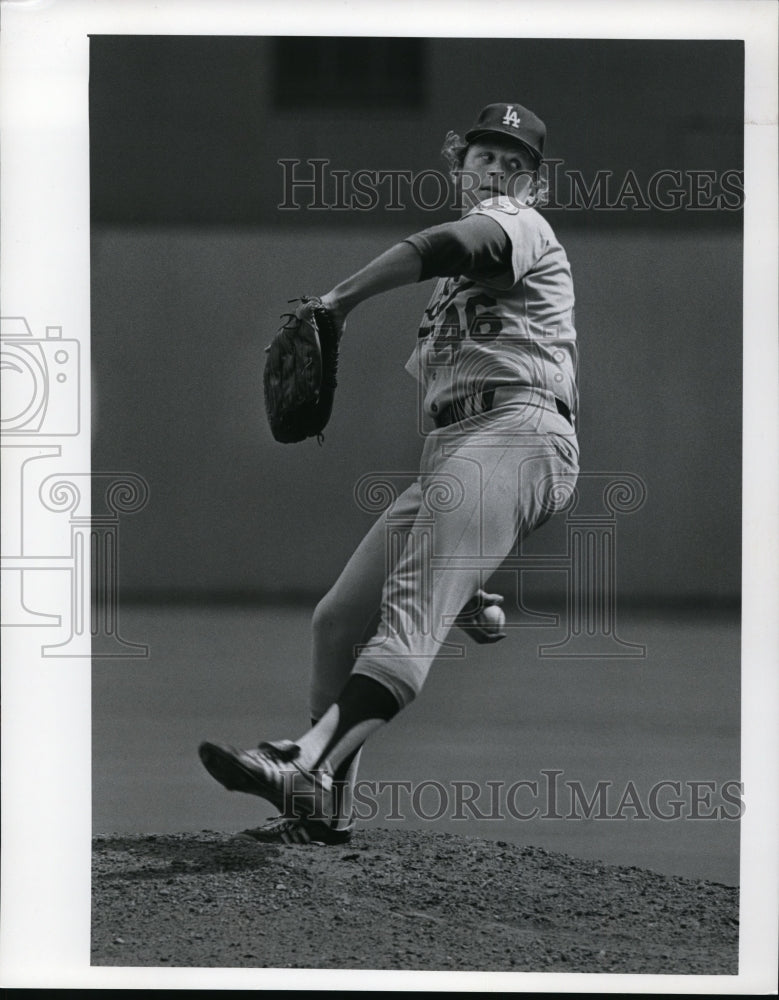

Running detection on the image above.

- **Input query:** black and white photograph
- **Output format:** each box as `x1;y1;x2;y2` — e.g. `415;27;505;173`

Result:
1;0;777;992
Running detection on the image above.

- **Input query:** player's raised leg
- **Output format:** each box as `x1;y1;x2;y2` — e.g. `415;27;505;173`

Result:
350;408;577;705
199;484;423;841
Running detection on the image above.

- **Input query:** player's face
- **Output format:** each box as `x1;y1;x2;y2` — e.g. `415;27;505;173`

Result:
458;138;538;211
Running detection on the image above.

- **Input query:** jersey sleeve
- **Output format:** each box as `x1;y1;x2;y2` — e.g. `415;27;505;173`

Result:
469;198;551;290
402;213;513;283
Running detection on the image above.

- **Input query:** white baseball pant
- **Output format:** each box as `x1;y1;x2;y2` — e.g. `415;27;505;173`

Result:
309;396;579;717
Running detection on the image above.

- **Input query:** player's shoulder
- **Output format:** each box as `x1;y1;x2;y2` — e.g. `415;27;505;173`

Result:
469;196;554;237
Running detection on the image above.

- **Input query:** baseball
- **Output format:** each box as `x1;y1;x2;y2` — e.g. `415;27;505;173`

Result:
480;604;506;632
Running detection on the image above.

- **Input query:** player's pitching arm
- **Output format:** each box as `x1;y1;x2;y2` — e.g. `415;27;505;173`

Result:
319;213;510;332
318;242;422;330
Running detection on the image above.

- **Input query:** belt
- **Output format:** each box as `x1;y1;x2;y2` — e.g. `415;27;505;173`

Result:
433;387;572;429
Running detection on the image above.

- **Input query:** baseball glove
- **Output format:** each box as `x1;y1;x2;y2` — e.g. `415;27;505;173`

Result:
263;296;343;444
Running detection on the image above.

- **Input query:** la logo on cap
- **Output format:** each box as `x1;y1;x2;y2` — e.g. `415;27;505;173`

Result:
502;105;521;128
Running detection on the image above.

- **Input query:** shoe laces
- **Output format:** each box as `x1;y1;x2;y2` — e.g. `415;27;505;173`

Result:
260;816;301;834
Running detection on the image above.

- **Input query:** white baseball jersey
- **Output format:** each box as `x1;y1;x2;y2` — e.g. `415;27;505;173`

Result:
405;196;578;419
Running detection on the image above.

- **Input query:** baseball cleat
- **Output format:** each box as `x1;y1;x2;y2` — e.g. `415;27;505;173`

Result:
198;739;334;819
233;814;354;847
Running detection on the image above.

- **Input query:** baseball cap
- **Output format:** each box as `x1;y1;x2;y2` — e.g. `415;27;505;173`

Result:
465;102;546;164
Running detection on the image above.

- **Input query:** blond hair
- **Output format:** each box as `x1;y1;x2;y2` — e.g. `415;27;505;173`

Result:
440;130;550;209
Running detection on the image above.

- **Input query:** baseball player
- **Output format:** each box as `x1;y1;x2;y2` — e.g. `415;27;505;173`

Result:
200;102;579;844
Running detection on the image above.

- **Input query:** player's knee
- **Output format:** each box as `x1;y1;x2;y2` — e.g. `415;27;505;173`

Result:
312;592;352;648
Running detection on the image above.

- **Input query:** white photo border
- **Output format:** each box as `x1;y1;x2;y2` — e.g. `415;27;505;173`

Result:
1;0;776;992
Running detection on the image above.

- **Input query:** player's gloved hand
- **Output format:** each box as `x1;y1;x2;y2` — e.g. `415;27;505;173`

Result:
454;589;507;644
263;295;343;444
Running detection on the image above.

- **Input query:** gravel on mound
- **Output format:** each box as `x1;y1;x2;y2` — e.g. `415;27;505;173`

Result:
92;828;738;974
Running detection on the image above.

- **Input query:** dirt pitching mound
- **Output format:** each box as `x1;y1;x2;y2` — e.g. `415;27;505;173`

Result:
92;828;738;973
